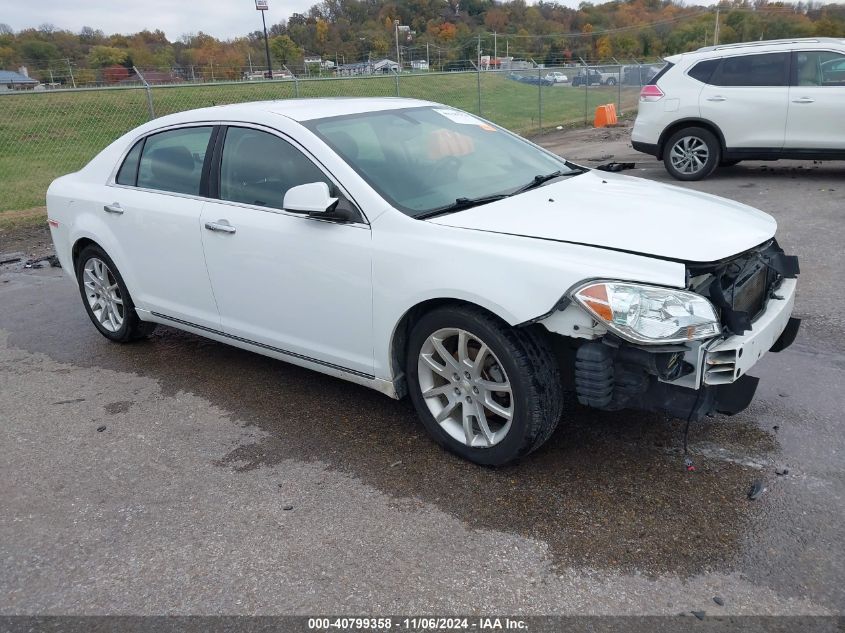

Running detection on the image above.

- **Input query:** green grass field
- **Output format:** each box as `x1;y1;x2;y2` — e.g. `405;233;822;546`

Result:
0;72;639;215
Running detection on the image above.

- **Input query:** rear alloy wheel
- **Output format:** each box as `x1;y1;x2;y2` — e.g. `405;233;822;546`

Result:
663;127;720;181
76;244;156;343
407;306;563;465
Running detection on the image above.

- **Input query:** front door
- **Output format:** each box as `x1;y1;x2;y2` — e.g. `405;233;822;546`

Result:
199;125;374;376
785;50;845;150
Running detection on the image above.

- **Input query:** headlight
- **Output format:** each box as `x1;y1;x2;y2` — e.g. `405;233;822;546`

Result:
572;281;721;344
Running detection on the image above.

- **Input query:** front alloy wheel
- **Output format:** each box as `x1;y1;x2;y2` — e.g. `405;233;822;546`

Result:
407;305;563;465
418;327;513;448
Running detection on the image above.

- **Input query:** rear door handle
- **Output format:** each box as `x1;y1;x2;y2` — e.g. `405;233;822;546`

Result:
204;220;236;234
706;96;727;102
103;202;123;214
792;97;815;103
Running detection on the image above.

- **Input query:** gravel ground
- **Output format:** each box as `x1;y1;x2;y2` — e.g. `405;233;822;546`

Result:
0;125;843;617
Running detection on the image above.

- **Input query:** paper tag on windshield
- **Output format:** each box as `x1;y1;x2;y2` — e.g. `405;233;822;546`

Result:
433;108;486;126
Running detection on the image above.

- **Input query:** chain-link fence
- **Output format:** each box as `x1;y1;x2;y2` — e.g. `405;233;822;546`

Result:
0;61;661;213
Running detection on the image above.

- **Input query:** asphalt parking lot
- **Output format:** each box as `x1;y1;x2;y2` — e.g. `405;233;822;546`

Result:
1;125;843;617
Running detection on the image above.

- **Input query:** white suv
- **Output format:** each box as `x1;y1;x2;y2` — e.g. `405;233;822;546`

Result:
632;38;845;180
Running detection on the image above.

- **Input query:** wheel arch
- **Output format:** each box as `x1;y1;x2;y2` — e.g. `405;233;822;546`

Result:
657;118;726;160
71;236;100;267
388;298;514;398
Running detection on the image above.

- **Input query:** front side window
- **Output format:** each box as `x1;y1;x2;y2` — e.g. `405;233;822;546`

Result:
219;127;329;210
792;50;845;87
710;53;789;87
136;126;213;195
306;106;573;216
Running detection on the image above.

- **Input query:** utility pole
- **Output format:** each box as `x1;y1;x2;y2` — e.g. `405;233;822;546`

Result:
394;19;401;68
256;0;273;78
477;33;482;69
494;31;497;62
426;42;430;70
65;58;76;88
714;7;721;46
248;52;253;74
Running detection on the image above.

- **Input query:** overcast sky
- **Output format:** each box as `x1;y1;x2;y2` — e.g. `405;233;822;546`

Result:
3;0;322;41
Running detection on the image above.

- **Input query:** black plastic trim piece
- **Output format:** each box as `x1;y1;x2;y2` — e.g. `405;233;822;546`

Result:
631;141;658;157
150;311;376;380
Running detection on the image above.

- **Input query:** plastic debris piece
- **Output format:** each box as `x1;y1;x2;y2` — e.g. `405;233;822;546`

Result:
714;596;725;606
282;505;294;511
96;425;106;432
747;480;766;500
775;468;789;476
692;611;705;620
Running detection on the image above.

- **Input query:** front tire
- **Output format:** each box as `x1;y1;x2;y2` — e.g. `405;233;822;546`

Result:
75;244;156;343
606;77;617;86
663;126;720;181
406;305;563;465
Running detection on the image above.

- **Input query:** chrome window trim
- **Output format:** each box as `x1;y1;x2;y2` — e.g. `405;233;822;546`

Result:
106;119;370;228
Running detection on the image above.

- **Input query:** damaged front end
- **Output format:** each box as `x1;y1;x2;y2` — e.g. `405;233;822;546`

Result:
539;240;801;421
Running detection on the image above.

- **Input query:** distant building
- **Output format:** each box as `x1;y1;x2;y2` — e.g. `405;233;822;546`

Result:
410;60;429;71
0;68;39;92
336;59;400;76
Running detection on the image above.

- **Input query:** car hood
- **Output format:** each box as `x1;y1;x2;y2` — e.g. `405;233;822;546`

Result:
426;171;777;262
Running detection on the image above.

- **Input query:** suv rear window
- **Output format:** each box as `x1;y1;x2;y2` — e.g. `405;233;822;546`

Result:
687;59;719;84
646;62;673;85
709;53;789;87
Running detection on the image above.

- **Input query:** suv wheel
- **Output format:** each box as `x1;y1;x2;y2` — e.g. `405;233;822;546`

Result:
663;126;720;181
606;77;617;86
406;305;563;465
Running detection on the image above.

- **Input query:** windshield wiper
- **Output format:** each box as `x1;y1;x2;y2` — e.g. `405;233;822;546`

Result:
512;164;588;195
416;194;509;219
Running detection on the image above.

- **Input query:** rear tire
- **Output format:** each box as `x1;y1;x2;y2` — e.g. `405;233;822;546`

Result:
663;126;720;181
606;77;617;86
406;305;563;465
75;244;156;343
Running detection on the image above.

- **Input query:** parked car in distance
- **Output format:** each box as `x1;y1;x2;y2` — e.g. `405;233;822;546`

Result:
47;98;800;465
621;64;665;86
544;71;569;83
632;38;845;180
572;68;619;86
509;72;553;86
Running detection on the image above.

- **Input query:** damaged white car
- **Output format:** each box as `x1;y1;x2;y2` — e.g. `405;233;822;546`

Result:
46;98;801;465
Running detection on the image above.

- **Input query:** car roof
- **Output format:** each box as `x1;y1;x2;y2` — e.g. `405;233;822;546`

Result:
665;37;845;63
150;97;438;128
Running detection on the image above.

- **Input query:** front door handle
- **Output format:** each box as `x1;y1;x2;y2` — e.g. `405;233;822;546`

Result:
706;95;727;102
204;220;236;234
103;202;123;214
792;97;815;103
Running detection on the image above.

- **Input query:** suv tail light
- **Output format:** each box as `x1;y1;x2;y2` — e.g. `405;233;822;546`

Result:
639;84;664;101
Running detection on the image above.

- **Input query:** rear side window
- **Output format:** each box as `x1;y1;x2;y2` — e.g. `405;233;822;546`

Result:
137;127;214;195
709;53;789;87
116;139;143;186
687;59;719;84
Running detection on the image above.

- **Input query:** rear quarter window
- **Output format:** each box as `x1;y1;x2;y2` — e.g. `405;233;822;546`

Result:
709;53;789;87
687;59;720;84
116;139;143;186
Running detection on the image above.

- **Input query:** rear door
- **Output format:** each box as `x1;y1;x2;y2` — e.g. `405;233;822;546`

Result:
698;52;790;151
107;125;221;329
785;50;845;150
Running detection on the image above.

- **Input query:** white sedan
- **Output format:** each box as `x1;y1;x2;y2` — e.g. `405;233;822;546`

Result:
47;98;801;465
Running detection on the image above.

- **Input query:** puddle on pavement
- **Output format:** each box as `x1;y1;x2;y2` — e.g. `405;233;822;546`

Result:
2;276;779;577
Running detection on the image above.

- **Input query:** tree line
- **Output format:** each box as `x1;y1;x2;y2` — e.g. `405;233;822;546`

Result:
1;0;843;84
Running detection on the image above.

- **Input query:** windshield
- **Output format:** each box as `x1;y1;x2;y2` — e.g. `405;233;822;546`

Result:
305;106;577;217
